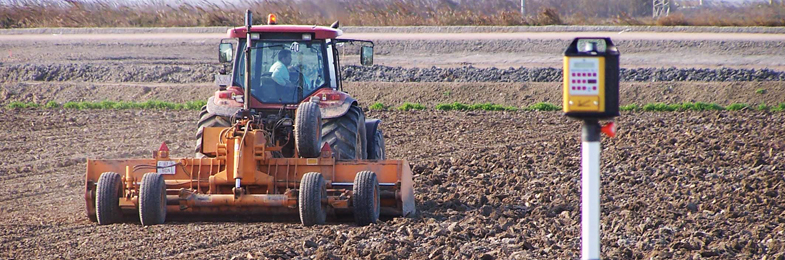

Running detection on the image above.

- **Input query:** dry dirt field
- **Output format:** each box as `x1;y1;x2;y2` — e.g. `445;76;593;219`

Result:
1;29;784;259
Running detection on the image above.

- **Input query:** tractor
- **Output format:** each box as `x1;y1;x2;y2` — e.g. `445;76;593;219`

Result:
84;11;415;227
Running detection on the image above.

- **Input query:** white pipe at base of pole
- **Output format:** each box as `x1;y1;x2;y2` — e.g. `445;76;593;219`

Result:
581;141;601;260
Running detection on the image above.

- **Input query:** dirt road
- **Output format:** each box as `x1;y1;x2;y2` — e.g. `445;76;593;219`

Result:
1;31;784;69
1;31;784;41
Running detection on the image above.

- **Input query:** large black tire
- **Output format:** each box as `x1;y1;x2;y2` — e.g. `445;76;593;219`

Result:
321;106;367;160
139;173;166;226
295;102;322;158
367;130;386;160
353;171;380;226
96;172;123;225
299;172;327;226
195;105;231;158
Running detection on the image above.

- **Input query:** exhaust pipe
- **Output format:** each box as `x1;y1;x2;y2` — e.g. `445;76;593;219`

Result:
243;10;252;111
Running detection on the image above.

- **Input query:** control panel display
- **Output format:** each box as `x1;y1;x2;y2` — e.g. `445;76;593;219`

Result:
567;58;601;96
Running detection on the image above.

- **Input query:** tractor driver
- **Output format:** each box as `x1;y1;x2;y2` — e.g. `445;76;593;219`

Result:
270;49;293;86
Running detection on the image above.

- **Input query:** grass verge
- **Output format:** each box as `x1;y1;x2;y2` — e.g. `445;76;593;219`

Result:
5;100;207;110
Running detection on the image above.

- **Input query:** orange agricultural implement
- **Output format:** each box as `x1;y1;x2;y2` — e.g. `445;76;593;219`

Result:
84;11;415;226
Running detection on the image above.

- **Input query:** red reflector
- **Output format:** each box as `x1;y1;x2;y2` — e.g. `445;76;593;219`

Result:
159;142;170;151
601;122;616;138
320;143;331;152
218;92;231;99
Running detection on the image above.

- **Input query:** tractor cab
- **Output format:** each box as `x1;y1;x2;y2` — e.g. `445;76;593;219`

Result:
213;15;373;110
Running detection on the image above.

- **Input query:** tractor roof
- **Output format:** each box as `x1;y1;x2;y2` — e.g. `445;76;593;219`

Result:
227;25;342;39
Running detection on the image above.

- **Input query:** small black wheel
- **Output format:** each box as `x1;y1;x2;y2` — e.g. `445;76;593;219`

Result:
299;172;327;226
295;102;322;158
353;171;380;226
96;172;123;225
139;173;166;226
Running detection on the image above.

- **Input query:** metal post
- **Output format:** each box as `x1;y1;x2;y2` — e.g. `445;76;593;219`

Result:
581;119;601;260
521;0;526;16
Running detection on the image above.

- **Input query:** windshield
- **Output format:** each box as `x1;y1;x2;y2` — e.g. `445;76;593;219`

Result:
234;40;328;104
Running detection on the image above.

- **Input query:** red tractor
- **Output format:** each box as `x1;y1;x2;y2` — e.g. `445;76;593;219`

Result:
84;12;414;227
196;12;383;162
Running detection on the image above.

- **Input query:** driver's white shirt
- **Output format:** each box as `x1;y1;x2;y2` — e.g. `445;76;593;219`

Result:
269;61;290;86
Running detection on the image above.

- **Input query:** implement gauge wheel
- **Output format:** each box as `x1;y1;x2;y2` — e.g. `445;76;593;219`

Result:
295;101;322;158
299;172;327;226
139;173;167;226
96;172;123;225
353;171;380;226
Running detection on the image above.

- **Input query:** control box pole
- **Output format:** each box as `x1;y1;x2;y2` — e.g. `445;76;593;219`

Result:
581;119;601;260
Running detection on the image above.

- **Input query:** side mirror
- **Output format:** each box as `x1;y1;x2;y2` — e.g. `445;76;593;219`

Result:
219;43;233;63
360;45;373;66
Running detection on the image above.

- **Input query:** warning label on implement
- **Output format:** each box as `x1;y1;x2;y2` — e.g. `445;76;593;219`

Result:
157;161;177;175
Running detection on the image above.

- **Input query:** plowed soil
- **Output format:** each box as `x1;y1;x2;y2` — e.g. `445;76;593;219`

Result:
1;29;785;259
1;108;783;259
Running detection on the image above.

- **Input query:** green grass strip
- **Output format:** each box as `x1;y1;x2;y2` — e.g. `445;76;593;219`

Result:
8;100;207;110
369;102;388;110
435;102;519;111
5;101;40;109
396;102;427;111
524;102;562;111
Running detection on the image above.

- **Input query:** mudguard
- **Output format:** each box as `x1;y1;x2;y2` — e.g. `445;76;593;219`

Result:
311;88;357;119
206;96;242;117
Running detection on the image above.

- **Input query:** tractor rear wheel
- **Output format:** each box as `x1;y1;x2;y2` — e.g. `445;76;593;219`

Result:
299;172;327;226
96;172;123;225
321;106;367;160
295;102;322;158
139;173;167;226
195;106;231;158
367;130;386;160
353;171;380;226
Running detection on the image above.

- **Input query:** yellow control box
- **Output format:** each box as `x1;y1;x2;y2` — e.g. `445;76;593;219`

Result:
563;56;605;113
563;38;620;119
